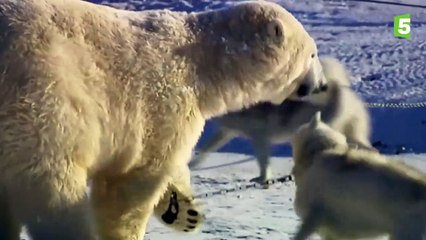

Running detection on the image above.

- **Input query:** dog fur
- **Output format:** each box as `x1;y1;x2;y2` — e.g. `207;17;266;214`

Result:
291;112;426;240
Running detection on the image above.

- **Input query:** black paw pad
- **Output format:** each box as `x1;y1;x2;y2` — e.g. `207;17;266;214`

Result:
161;192;179;224
187;209;198;216
187;225;196;229
187;218;198;224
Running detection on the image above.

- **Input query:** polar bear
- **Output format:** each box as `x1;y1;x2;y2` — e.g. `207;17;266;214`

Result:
291;112;426;240
0;0;326;239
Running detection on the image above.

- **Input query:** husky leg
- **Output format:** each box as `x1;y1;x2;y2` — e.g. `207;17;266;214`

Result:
293;204;324;240
249;137;272;184
344;122;376;152
322;236;338;240
0;188;20;240
189;128;236;168
390;230;425;240
390;216;426;240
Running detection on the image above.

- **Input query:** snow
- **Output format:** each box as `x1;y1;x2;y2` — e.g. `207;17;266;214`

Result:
144;152;426;240
19;152;426;240
21;0;426;239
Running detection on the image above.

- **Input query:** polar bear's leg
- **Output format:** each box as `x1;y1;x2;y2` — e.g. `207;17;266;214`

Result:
153;165;204;232
91;170;170;240
7;164;94;240
343;123;374;150
0;189;20;240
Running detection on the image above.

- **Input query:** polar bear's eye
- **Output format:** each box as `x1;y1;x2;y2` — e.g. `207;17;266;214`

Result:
311;53;315;58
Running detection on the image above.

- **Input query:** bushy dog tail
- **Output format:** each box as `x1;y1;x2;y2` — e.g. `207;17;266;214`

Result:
319;56;351;87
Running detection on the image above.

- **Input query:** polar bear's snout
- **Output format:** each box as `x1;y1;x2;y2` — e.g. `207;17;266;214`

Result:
297;79;328;97
294;59;328;98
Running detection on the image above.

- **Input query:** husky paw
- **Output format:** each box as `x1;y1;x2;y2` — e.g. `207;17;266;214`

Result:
154;184;205;232
249;176;271;187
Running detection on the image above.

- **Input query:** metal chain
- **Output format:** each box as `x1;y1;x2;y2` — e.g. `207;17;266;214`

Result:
365;101;426;108
338;86;426;109
194;174;294;199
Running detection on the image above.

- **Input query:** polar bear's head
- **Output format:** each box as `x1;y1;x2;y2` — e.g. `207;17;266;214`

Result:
288;56;349;102
291;112;348;162
288;54;328;100
188;1;327;118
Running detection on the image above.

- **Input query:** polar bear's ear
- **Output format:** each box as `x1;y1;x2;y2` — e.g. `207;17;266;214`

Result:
309;111;321;129
266;19;285;43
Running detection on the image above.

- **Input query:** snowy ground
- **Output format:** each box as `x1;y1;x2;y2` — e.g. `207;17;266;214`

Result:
150;152;426;240
20;153;426;240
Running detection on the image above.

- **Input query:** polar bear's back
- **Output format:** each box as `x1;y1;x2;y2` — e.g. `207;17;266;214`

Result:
0;0;186;108
0;0;202;176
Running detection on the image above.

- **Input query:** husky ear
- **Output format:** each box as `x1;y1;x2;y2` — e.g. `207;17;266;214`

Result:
309;111;322;129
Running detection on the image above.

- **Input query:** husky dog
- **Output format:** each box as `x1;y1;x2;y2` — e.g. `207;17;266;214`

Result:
189;56;373;184
291;112;426;240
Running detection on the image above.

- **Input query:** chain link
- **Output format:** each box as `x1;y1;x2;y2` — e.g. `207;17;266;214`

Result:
365;101;426;108
194;174;294;199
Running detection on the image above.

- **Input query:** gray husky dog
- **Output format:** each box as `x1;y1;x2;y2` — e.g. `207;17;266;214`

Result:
189;57;373;183
291;112;426;240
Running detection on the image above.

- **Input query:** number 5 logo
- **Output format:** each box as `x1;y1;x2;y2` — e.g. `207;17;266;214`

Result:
394;14;411;39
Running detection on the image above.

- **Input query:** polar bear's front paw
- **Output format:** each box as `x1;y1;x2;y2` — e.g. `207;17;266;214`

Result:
154;186;204;233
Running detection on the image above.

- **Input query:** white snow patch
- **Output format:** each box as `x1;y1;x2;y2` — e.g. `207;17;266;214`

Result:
20;152;426;240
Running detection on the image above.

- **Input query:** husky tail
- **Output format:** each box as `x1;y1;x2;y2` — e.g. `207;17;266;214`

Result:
319;56;351;87
189;129;236;169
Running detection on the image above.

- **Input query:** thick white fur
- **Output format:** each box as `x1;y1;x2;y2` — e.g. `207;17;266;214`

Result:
0;0;325;239
291;112;426;240
304;56;373;149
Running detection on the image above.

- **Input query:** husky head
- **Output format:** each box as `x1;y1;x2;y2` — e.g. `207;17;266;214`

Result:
291;111;348;162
